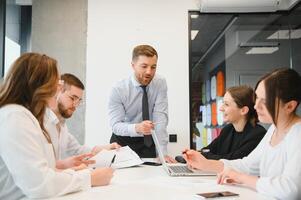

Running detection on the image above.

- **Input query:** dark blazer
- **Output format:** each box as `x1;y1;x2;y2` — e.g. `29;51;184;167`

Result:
201;122;266;160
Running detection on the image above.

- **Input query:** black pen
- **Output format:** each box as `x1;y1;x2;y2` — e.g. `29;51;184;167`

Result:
109;154;116;167
182;150;188;155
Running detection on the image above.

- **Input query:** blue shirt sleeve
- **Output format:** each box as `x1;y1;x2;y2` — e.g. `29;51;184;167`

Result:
108;75;169;155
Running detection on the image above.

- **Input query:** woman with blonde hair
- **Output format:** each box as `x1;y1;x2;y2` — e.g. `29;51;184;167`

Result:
0;53;113;200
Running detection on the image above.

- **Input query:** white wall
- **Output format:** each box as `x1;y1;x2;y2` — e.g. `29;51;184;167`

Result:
86;0;199;156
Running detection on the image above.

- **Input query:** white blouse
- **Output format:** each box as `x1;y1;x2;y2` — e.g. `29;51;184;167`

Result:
0;104;91;200
222;122;301;200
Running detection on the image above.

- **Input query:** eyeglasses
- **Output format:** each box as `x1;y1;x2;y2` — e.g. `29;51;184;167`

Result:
65;93;83;107
58;79;64;86
57;79;64;89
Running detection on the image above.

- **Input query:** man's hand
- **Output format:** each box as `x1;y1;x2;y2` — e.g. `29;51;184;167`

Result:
108;142;121;150
91;142;121;155
91;167;114;186
164;155;177;163
56;153;95;169
71;163;88;171
135;120;154;135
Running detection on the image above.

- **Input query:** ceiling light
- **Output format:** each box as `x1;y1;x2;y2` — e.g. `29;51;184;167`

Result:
290;29;301;39
191;30;199;40
268;30;289;39
267;29;301;39
15;0;32;5
246;47;279;54
191;14;199;19
240;42;279;47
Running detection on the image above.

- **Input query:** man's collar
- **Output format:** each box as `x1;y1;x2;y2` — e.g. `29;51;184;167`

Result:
131;75;141;87
45;107;65;125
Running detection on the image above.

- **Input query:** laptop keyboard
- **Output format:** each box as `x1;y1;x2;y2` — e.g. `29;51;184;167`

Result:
169;165;193;174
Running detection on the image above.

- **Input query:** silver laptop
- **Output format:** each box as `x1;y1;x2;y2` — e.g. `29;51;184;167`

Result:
151;130;216;176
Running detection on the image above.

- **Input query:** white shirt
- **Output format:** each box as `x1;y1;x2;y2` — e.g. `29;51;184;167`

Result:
222;122;301;200
108;74;169;154
0;104;91;200
44;108;91;160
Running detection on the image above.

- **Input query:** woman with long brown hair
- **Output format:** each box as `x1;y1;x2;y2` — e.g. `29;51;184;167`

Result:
200;85;266;160
0;53;113;200
184;68;301;199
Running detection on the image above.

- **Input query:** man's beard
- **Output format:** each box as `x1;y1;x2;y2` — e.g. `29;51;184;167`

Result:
58;102;73;119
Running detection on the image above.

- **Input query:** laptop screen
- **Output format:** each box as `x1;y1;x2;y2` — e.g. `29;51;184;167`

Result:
151;130;216;176
151;130;167;165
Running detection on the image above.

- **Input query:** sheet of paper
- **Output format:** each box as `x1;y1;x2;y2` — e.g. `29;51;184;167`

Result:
89;149;115;168
111;146;143;168
89;146;143;169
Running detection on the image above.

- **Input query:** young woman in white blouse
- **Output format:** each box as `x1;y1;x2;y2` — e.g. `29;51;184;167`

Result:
0;53;114;200
183;68;301;199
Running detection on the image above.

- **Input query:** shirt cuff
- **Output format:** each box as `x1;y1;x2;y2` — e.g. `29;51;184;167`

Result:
127;124;141;137
62;168;91;191
82;146;92;154
255;177;267;194
220;159;230;168
76;169;92;191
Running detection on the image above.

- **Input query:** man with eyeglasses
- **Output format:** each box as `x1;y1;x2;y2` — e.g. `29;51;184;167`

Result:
45;73;120;170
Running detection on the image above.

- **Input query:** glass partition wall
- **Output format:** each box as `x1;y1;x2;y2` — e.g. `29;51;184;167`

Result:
189;3;301;149
1;0;31;78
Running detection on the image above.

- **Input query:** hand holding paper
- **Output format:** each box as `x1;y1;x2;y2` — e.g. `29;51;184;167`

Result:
89;146;143;169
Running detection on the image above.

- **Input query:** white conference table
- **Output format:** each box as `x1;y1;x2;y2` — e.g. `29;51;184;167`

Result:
50;164;274;200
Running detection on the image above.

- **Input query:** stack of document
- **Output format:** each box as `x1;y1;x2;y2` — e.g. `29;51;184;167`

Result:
89;146;143;169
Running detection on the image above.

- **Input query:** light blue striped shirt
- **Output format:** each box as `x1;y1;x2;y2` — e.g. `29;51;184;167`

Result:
108;74;169;155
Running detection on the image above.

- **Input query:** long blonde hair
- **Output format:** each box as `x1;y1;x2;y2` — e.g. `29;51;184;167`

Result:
0;53;59;143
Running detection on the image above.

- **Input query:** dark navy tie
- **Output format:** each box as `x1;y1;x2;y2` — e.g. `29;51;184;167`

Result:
141;85;153;147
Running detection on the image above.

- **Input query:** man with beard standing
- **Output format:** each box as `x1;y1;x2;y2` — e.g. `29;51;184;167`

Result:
109;45;175;162
45;73;119;169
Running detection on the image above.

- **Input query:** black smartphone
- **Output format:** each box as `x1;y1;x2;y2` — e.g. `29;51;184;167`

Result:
195;191;239;199
142;161;162;166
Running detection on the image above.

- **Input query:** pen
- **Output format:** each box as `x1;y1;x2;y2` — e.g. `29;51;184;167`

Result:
182;150;188;155
109;154;116;167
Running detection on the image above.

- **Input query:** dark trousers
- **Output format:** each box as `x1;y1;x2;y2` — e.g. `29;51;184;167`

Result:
110;133;156;158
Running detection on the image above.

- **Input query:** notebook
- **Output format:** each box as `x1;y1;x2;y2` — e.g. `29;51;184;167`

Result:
151;130;216;176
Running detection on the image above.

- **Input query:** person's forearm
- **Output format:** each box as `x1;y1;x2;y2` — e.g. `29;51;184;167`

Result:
56;160;66;169
113;122;138;137
239;173;258;190
202;152;222;160
204;160;224;173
